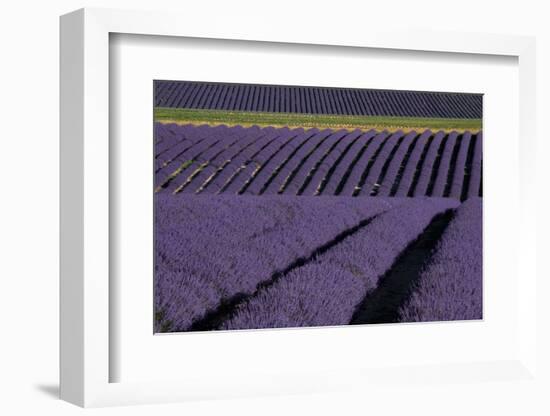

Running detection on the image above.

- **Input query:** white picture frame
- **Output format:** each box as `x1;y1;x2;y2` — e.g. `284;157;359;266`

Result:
60;7;539;408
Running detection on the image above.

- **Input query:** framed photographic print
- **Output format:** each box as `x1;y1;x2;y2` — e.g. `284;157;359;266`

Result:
60;7;540;409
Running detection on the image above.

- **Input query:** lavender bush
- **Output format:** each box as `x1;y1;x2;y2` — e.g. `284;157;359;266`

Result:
376;131;418;197
398;197;482;322
154;124;482;200
412;131;445;197
155;195;396;332
394;130;432;197
429;131;458;197
261;129;332;194
320;130;376;195
338;131;389;196
221;197;459;330
281;129;348;195
155;80;483;119
467;132;483;198
300;130;363;196
356;131;405;196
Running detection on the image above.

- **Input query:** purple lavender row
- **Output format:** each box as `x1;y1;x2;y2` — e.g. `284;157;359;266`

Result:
320;130;376;195
301;129;363;195
399;198;482;322
221;128;305;194
357;130;405;196
394;130;432;197
155;81;482;119
154;126;233;188
412;131;445;197
281;129;348;195
376;131;418;196
154;124;483;197
199;127;294;194
261;129;332;195
221;197;459;330
154;195;396;332
175;126;271;194
449;132;472;199
467;132;483;199
165;126;258;193
430;131;458;197
155;124;212;173
241;129;317;195
155;124;220;173
155;123;194;156
339;131;389;196
154;122;171;145
155;139;223;188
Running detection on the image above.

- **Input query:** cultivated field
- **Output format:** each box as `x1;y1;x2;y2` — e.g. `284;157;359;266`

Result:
155;124;482;200
155;195;481;332
155;81;482;119
153;81;483;333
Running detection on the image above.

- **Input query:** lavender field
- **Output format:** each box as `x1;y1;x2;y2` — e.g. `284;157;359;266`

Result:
154;82;483;333
155;124;482;200
155;81;482;119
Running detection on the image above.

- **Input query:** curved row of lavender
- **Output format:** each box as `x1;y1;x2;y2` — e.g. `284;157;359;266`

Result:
155;195;399;332
155;80;482;119
155;123;482;201
221;198;459;330
398;198;482;322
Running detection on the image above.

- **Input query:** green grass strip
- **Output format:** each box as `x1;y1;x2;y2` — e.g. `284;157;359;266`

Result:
154;107;482;133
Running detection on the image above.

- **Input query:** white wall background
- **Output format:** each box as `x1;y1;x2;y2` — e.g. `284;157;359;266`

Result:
0;0;548;414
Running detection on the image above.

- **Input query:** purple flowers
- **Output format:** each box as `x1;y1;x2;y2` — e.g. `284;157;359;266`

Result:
221;198;459;330
155;195;396;332
398;198;483;322
154;123;483;332
155;124;482;201
155;80;482;119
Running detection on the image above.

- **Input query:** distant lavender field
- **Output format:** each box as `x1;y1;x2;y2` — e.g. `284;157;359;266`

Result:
154;84;483;333
155;81;482;119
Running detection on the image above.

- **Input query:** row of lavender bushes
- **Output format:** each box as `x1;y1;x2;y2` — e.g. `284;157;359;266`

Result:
155;80;482;119
155;124;482;200
398;197;482;322
221;198;459;330
155;195;397;332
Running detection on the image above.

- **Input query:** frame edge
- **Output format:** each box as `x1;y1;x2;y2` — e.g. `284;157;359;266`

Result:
60;8;85;407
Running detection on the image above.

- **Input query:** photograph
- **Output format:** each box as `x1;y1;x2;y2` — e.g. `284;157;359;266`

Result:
153;80;483;333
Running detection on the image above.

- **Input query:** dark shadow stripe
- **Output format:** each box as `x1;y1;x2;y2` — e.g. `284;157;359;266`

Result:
188;214;381;332
155;136;208;173
278;133;332;194
426;134;450;196
390;133;421;196
217;133;283;194
238;132;300;194
352;135;390;197
258;131;318;194
334;134;376;195
157;139;221;189
173;136;245;193
460;133;478;201
315;132;364;195
197;132;274;193
369;134;407;196
407;134;434;197
350;209;455;325
297;133;347;195
443;134;464;197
